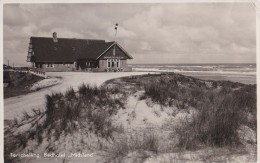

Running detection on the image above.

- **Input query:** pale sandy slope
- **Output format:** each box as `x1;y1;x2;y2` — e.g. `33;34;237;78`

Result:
4;72;149;120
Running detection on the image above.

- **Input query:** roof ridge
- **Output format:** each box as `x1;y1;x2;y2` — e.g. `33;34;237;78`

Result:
31;36;105;41
85;41;115;46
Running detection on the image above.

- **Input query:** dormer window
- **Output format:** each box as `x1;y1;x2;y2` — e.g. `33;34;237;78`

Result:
53;32;58;43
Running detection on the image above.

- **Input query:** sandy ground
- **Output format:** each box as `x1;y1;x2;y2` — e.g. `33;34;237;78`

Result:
30;78;62;91
4;71;255;120
4;72;149;120
5;72;256;163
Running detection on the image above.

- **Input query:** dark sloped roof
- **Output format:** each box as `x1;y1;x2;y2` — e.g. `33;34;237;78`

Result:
77;42;115;60
98;44;133;60
31;37;105;62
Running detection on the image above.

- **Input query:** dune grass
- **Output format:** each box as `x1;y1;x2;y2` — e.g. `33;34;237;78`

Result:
42;84;127;141
4;83;128;162
113;73;256;149
5;73;256;163
103;131;159;163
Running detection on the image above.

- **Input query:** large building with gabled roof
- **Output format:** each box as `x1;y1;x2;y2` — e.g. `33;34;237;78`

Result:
27;32;133;72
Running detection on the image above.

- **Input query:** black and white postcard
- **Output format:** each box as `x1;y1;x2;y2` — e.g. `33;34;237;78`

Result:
2;1;258;163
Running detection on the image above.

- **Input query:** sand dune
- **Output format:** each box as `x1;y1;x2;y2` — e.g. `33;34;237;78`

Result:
4;72;150;120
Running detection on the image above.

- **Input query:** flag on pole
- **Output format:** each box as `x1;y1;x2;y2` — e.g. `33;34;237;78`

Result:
115;23;118;37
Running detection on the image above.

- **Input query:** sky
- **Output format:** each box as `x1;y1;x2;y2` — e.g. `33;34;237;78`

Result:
3;3;256;66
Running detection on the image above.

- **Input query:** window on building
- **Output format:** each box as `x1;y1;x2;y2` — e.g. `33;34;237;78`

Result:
107;59;111;68
47;64;54;68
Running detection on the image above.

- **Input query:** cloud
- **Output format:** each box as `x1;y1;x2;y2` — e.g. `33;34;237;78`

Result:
3;3;256;66
107;27;137;39
140;41;152;51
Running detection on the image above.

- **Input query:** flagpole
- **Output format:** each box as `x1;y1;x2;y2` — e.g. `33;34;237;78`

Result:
114;23;118;56
115;23;118;40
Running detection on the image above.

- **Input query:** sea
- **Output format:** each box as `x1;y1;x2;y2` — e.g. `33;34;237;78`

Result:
130;63;256;85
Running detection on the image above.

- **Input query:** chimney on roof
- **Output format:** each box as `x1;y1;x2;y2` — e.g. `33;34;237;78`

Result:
53;32;58;42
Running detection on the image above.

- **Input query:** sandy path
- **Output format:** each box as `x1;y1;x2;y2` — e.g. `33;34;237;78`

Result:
4;72;149;120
